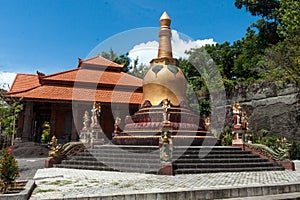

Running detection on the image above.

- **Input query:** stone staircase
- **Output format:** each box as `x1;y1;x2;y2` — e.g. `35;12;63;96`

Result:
173;146;284;174
54;145;161;174
54;145;285;174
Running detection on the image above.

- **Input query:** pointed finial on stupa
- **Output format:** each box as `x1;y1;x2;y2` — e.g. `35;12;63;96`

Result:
149;11;178;66
160;12;171;28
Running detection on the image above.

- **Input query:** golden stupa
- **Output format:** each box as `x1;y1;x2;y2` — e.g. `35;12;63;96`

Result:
112;12;217;146
143;12;187;106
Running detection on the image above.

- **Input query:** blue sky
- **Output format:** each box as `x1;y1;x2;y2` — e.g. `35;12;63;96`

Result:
0;0;258;85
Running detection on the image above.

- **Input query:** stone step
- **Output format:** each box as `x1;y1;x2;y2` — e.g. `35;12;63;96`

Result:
174;162;276;169
93;145;158;151
69;155;160;163
76;152;159;159
85;149;249;156
54;164;117;171
63;159;160;166
174;158;269;163
177;153;260;159
92;145;244;153
70;152;259;161
174;167;285;174
93;144;241;149
55;163;159;174
78;148;253;156
174;150;253;155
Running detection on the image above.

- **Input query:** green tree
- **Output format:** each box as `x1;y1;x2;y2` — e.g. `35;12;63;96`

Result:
277;0;300;39
0;88;23;146
101;48;131;73
205;42;235;81
234;0;279;19
128;59;150;79
203;0;299;86
101;48;150;78
258;0;300;84
178;47;228;116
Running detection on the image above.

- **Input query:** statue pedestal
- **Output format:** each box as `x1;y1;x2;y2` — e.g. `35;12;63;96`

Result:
90;127;105;148
159;164;173;175
232;129;245;149
79;130;91;146
45;157;62;168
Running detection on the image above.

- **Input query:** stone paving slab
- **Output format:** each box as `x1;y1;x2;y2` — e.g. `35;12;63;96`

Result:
30;168;300;199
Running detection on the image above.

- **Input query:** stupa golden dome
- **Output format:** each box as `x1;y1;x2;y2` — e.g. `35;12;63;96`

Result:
142;12;187;106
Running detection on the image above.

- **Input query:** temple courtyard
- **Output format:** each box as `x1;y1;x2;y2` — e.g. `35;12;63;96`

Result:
11;155;300;199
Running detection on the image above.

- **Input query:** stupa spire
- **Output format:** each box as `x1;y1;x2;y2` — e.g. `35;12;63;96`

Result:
150;12;178;66
157;11;172;59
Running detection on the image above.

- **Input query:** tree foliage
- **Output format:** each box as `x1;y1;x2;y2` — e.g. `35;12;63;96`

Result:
234;0;279;19
259;0;300;84
101;48;131;73
202;0;299;87
101;48;150;78
0;88;23;140
178;0;299;118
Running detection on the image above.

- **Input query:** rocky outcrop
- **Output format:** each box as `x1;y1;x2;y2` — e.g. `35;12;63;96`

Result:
226;82;300;141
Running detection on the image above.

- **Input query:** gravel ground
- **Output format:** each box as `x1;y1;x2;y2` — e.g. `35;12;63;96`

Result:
11;142;49;180
17;157;46;180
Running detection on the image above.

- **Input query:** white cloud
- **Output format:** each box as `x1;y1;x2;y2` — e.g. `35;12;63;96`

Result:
0;72;16;90
128;30;216;65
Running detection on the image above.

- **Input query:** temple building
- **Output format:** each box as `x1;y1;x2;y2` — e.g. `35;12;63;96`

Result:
5;56;143;143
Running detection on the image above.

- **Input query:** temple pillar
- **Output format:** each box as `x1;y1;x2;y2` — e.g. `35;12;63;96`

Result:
22;102;34;141
71;119;78;141
50;104;57;137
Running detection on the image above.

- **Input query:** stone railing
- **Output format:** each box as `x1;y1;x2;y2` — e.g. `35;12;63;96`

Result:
244;143;280;160
45;139;85;168
244;143;295;170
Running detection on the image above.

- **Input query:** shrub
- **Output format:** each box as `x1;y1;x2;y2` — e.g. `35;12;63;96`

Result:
220;133;234;146
41;121;50;144
0;146;19;193
289;141;300;160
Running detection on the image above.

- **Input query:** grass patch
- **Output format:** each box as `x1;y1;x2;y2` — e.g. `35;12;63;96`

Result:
120;183;133;188
112;181;120;186
36;189;56;193
89;179;100;184
75;183;88;187
40;180;73;186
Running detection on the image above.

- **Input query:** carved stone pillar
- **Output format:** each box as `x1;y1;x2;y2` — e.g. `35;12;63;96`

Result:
159;122;173;175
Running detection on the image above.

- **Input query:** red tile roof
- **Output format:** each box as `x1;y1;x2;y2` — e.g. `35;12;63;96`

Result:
8;85;142;104
43;68;141;87
6;56;143;104
78;55;123;70
9;74;40;93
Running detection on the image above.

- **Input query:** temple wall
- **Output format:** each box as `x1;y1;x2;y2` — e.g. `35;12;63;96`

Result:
226;82;300;142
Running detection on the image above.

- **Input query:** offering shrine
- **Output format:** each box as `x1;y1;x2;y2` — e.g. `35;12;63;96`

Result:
232;102;252;146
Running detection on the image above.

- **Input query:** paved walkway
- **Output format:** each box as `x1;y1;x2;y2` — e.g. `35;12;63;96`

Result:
30;168;300;199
